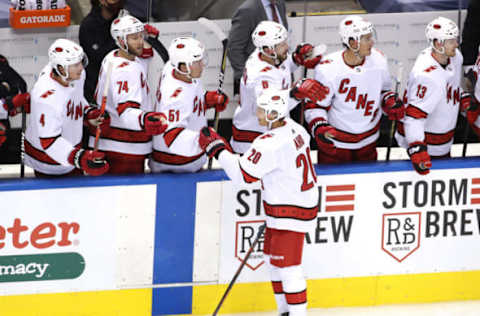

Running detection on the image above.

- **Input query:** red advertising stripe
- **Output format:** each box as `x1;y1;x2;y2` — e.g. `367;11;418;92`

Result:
326;194;354;202
471;188;480;195
473;178;480;185
326;185;355;192
326;204;354;212
471;198;480;204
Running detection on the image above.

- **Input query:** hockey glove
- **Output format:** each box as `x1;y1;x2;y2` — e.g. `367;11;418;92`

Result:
4;92;30;116
199;127;232;159
141;112;168;135
460;92;480;125
0;122;6;147
293;43;323;69
290;78;329;104
84;107;111;135
382;91;405;120
68;148;109;176
311;119;337;149
407;141;432;175
205;90;229;112
144;24;159;39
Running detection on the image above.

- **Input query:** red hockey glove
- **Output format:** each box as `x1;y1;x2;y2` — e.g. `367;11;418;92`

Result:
205;90;229;112
84;107;111;135
144;24;159;39
461;92;480;125
293;43;322;69
199;127;232;159
141;112;168;135
407;141;432;175
68;148;109;176
311;119;338;149
291;79;329;104
382;92;405;120
4;92;30;116
0;122;6;147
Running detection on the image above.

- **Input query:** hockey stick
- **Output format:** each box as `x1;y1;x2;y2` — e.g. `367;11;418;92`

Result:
93;61;113;152
212;223;266;316
386;62;403;162
20;103;26;178
198;17;228;170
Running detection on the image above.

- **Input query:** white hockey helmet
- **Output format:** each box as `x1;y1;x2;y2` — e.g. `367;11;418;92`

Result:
168;37;206;76
425;17;459;53
257;88;288;128
48;38;87;81
111;15;144;52
339;15;374;50
252;20;288;54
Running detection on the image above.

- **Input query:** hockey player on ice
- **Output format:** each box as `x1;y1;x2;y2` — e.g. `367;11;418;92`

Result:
200;88;323;316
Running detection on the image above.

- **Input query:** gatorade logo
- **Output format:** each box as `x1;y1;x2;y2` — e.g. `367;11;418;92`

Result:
19;15;66;24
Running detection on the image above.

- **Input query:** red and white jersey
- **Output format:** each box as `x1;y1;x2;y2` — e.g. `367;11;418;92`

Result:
305;48;392;149
219;118;318;233
0;100;7;119
149;63;207;173
395;47;463;156
231;49;299;153
88;49;153;155
25;64;88;174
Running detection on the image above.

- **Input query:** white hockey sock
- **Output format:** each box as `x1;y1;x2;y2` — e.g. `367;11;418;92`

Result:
278;265;307;316
267;262;289;314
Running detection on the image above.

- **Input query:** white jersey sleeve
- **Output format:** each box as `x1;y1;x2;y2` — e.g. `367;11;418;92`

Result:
404;74;441;144
218;136;277;185
0;100;7;120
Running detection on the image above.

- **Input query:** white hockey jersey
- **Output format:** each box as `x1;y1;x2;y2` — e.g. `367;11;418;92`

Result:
149;63;207;173
25;64;88;175
472;54;480;130
305;48;392;150
231;49;299;154
0;100;7;120
395;47;463;156
89;49;154;155
219;118;318;233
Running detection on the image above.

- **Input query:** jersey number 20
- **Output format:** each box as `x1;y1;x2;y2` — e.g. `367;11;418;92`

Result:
296;148;317;191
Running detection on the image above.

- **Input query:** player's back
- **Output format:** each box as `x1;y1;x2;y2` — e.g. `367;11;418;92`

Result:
247;118;318;233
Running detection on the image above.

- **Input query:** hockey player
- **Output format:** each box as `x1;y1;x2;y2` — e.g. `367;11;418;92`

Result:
461;49;480;138
395;17;463;175
149;37;228;173
0;54;30;148
90;15;168;174
199;88;318;316
305;15;404;164
230;20;328;154
24;39;109;177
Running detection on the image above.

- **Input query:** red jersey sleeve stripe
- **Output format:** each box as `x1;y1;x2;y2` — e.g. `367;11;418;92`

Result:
117;101;140;116
163;127;185;148
406;104;428;119
240;164;260;183
39;135;60;150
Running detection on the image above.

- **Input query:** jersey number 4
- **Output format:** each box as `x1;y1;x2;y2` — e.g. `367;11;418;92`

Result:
296;147;317;191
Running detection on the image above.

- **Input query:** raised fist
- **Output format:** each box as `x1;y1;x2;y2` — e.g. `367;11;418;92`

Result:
4;92;30;116
293;43;323;69
141;112;168;135
382;92;405;120
199;127;231;159
291;78;329;104
144;24;159;39
205;90;229;112
68;148;109;176
407;141;431;175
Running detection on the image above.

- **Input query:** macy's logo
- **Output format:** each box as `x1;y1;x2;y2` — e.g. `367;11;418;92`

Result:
0;218;80;250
